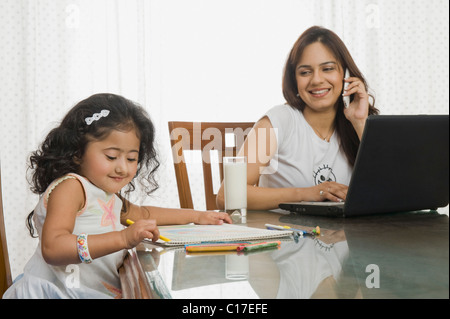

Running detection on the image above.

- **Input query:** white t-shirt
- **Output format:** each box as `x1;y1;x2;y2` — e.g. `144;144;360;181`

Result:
258;104;352;188
272;238;349;298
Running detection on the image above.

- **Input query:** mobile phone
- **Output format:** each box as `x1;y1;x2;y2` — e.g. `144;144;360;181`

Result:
343;68;350;108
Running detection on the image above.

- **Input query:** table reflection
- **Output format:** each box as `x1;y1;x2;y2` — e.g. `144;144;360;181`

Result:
136;226;352;298
133;210;448;299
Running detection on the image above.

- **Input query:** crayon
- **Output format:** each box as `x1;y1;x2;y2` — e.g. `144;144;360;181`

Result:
237;241;280;252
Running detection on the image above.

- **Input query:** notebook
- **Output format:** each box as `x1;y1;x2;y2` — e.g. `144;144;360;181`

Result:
153;223;292;246
279;115;449;217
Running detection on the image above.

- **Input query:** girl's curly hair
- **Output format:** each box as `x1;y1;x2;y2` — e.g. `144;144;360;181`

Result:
27;93;160;236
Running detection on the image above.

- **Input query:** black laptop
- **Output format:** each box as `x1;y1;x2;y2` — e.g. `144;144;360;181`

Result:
278;115;449;217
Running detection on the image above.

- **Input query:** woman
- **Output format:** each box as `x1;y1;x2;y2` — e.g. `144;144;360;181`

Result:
217;26;379;211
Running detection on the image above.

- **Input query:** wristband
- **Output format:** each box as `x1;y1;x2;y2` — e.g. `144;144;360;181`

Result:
77;233;93;264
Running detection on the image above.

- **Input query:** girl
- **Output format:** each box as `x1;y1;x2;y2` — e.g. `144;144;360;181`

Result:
4;93;231;298
217;26;379;210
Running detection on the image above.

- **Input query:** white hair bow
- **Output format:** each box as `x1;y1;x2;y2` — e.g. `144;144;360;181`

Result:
85;110;110;125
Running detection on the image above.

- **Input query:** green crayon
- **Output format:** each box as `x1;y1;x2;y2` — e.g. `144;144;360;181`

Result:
242;241;279;252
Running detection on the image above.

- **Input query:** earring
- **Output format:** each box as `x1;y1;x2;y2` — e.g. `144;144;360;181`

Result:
296;93;300;97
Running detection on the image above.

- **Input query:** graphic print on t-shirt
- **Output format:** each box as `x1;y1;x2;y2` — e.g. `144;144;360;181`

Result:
313;164;336;185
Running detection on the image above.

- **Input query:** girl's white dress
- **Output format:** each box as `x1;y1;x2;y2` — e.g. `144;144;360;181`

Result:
3;173;126;299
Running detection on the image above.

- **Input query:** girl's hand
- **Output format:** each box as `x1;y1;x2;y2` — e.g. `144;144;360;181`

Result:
121;219;160;248
342;77;370;131
309;181;348;202
196;211;233;225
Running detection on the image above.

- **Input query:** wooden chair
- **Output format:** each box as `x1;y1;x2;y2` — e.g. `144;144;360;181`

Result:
168;121;254;210
1;168;13;298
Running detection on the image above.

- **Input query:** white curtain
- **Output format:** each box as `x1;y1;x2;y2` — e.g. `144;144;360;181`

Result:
0;0;448;278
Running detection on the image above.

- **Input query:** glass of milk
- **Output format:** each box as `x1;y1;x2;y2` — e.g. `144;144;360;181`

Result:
225;254;249;280
223;156;247;223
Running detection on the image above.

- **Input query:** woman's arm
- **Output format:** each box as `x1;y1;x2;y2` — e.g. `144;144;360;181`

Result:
216;117;274;210
343;76;370;140
216;117;347;211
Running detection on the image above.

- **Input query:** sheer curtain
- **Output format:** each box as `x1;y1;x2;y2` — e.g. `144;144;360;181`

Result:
0;0;448;278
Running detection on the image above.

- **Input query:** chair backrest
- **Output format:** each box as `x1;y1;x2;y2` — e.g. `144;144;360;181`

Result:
168;121;254;210
0;168;13;297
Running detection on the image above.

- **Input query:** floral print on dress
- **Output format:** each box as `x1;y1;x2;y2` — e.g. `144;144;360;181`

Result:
98;196;117;230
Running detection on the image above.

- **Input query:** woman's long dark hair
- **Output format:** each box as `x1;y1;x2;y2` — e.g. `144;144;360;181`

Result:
26;93;160;237
282;26;379;166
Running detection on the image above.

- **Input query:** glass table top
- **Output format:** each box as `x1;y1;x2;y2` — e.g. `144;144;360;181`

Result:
135;209;449;299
